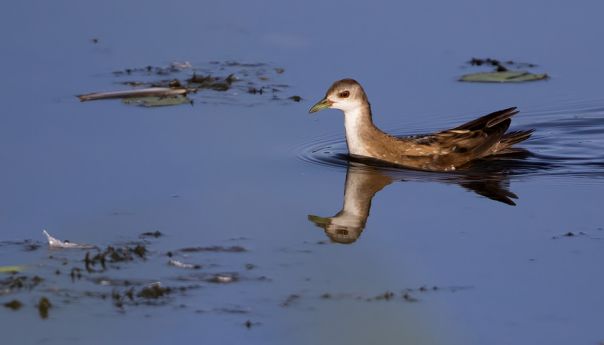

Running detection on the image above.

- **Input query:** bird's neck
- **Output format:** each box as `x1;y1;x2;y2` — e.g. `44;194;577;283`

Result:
343;104;382;157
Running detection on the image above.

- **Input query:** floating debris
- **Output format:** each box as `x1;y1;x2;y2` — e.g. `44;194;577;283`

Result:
42;230;96;249
170;61;192;70
168;259;201;270
186;74;235;91
137;283;171;299
552;231;587;239
78;61;298;108
37;297;52;319
70;267;82;280
244;320;261;328
460;58;548;83
108;282;189;308
317;285;472;304
247;87;264;95
281;294;300;307
121;95;192;107
2;232;265;316
402;293;418;302
178;245;247;253
195;306;251;314
208;274;238;284
140;231;163;239
0;265;26;273
371;291;395;301
77;87;189;102
0;240;44;252
84;244;148;272
468;58;537;70
3;299;23;310
0;275;44;294
91;277;136;287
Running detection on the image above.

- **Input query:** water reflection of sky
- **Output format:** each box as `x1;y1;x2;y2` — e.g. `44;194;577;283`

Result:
1;1;604;345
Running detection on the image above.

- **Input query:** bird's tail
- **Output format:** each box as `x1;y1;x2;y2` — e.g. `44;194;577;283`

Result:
490;129;535;155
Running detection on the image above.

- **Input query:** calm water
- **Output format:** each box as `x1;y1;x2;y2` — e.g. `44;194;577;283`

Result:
1;1;604;344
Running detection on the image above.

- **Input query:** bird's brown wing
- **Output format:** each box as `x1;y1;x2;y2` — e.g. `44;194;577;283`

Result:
398;114;512;169
386;107;528;170
407;119;510;156
453;107;519;131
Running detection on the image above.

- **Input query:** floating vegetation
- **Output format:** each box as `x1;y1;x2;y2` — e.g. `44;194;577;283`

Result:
3;299;23;310
121;95;193;107
178;245;247;253
459;58;548;83
551;231;588;239
139;230;163;239
281;294;301;307
77;61;300;107
460;71;548;83
37;297;52;319
0;265;26;274
175;272;242;284
244;320;261;328
317;285;472;304
0;240;41;252
0;232;259;319
83;244;148;272
137;283;171;299
0;275;44;294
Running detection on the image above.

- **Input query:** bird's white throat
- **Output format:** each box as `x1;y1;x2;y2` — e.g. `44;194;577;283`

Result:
343;107;372;157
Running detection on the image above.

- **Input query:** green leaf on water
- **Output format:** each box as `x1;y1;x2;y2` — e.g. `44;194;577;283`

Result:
121;95;192;107
459;70;548;83
0;265;26;273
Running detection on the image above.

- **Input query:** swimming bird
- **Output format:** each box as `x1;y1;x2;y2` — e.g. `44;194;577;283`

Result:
309;79;534;172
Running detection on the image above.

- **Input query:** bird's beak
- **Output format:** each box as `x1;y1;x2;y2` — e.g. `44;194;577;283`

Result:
309;98;333;113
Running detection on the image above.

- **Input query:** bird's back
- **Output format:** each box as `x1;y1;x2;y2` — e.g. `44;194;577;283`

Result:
365;107;531;171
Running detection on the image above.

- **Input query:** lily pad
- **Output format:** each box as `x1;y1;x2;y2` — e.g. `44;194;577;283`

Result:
121;95;192;107
460;70;548;83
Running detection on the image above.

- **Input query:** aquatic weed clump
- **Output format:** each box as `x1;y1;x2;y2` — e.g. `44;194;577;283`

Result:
78;61;302;107
1;231;259;318
84;244;148;272
0;274;44;292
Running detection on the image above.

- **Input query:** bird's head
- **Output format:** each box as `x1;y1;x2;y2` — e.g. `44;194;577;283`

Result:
309;78;369;114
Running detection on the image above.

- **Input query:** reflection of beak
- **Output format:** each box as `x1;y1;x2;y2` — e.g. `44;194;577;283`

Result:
309;98;333;113
308;214;332;226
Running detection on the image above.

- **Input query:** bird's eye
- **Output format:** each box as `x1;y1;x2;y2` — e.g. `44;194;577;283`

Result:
338;91;350;98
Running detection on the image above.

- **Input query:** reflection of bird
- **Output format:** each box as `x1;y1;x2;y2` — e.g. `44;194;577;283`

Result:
308;167;392;244
309;164;523;244
309;79;534;172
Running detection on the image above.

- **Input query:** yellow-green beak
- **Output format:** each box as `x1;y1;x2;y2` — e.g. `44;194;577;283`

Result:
309;98;333;113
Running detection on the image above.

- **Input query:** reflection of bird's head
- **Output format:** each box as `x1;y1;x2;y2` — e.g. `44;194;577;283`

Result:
308;213;366;244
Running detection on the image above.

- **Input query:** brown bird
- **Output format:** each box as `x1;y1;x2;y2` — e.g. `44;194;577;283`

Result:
309;79;534;172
